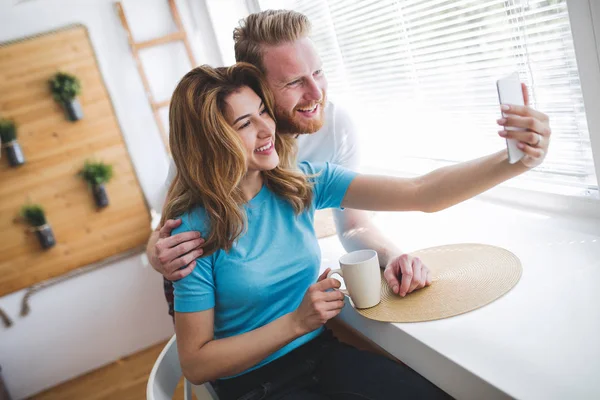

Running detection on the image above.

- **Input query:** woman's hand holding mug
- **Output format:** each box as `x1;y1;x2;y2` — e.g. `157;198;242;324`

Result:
291;268;345;335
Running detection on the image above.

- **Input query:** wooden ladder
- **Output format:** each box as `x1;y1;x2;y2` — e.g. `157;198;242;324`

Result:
115;0;197;150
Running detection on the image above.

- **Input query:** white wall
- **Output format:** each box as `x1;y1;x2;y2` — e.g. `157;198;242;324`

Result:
0;0;222;398
205;0;251;65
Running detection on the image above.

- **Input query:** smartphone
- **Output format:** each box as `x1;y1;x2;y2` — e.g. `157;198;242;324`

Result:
496;72;525;164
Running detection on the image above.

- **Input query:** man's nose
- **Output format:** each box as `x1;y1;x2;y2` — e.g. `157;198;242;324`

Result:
304;77;323;102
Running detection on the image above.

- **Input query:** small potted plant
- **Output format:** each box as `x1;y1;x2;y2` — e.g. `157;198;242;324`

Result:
49;72;83;121
20;204;56;249
0;118;25;167
78;160;113;208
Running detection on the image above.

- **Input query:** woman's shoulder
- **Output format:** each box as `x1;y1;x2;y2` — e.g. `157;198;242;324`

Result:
172;206;209;235
297;160;329;175
298;160;347;180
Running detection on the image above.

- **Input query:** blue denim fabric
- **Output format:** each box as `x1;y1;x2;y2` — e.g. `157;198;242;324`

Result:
214;329;452;400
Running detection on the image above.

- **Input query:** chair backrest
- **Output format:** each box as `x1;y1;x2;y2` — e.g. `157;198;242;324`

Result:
147;334;219;400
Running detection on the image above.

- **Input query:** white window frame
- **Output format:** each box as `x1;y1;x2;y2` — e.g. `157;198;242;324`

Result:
567;0;600;196
242;0;600;218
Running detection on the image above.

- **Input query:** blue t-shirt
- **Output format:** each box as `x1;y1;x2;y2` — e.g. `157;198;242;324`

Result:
172;161;357;377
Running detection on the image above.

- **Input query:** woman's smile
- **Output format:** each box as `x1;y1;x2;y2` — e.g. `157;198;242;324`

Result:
254;139;274;155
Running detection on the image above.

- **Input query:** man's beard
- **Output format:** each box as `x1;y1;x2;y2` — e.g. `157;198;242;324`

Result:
275;91;327;135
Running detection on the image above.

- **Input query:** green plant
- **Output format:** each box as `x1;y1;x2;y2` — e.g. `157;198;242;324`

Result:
20;204;47;227
0;119;17;143
78;160;114;185
49;72;82;102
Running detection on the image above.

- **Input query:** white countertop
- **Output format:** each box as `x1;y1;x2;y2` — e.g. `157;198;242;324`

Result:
318;197;600;400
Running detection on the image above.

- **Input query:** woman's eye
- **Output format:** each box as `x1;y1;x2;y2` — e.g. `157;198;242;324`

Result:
259;108;267;115
239;120;251;129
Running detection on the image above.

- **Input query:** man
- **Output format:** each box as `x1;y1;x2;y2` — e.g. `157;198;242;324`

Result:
148;10;550;317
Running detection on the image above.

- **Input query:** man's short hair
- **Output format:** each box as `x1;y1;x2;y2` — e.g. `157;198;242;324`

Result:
233;9;311;71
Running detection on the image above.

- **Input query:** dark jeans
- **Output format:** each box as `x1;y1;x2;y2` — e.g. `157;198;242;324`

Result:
214;329;452;400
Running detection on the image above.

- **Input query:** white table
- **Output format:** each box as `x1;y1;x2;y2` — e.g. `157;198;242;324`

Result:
318;197;600;400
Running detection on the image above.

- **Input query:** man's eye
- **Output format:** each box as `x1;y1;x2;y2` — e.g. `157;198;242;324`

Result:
314;69;323;76
288;80;301;86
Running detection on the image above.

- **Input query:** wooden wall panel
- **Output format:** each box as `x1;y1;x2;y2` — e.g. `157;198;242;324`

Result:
0;25;151;297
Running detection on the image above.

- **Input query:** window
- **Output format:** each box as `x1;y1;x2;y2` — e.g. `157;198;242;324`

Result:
257;0;598;198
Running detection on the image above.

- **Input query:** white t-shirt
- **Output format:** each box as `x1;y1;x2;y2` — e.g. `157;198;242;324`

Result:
295;100;360;169
159;100;359;211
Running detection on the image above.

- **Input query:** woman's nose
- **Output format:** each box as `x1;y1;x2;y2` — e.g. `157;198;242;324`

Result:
256;116;275;136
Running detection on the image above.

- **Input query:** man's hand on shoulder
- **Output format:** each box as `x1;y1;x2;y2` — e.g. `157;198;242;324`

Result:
146;219;205;281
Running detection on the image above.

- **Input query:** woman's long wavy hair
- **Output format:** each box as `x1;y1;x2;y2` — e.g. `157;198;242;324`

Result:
161;63;313;255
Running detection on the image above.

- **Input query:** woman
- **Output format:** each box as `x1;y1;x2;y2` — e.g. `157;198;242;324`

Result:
163;63;541;399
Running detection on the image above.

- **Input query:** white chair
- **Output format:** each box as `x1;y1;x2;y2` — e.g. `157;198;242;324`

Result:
147;334;219;400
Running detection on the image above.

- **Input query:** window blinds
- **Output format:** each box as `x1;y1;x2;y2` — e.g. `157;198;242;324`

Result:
258;0;597;196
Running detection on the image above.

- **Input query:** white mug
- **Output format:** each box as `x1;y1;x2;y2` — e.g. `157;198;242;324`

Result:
327;249;381;309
